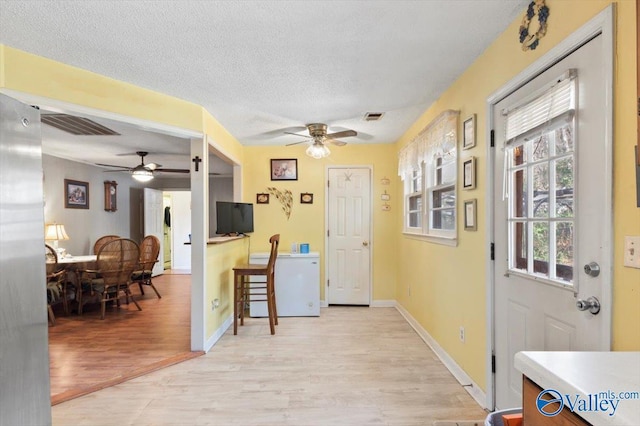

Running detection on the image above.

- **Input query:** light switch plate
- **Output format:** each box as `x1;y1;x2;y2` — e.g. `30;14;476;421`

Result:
623;236;640;268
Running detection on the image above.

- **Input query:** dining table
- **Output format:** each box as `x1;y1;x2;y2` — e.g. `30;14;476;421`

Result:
58;255;97;315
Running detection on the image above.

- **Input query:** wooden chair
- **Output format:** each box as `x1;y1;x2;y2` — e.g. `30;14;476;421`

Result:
233;234;280;335
45;244;69;325
80;238;141;319
131;235;162;299
93;235;120;255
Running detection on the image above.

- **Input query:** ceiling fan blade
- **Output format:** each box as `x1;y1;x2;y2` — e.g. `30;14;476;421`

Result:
286;139;311;146
326;129;357;139
96;162;131;169
284;131;313;139
103;169;131;172
326;139;347;147
155;168;190;173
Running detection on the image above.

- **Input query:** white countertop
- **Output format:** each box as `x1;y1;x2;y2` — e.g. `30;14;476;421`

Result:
515;351;640;425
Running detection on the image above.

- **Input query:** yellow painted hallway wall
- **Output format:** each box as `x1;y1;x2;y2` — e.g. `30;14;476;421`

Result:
395;0;640;392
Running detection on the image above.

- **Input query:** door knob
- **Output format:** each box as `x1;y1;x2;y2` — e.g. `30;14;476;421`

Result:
583;262;600;277
576;296;600;315
362;241;369;247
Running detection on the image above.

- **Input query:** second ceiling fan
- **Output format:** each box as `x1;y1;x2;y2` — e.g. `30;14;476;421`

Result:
97;151;190;182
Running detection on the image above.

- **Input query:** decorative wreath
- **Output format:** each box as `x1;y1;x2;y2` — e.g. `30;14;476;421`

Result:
519;0;549;51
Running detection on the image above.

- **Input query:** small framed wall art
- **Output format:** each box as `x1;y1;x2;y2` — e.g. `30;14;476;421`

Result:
463;114;476;150
270;158;298;181
256;193;270;204
300;193;314;204
462;157;476;190
65;179;89;209
464;199;477;231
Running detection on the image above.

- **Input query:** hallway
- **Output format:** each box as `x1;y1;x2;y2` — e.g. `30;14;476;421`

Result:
52;307;487;425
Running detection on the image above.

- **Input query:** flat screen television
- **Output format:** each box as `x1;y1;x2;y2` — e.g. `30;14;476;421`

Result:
215;201;254;235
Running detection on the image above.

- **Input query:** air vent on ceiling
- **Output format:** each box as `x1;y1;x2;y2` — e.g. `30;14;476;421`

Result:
41;113;120;136
363;112;384;121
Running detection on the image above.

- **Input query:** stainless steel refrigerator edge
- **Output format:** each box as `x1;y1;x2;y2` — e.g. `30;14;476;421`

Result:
0;93;52;425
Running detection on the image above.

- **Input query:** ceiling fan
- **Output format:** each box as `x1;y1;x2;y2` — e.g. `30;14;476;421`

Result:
285;123;357;158
96;151;189;182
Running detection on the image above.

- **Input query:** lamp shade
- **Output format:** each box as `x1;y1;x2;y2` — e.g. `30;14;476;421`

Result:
45;223;70;241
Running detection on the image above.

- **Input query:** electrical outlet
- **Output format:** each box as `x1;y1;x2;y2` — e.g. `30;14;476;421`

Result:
459;326;465;343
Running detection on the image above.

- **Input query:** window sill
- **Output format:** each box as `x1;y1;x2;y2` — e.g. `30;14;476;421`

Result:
402;231;457;247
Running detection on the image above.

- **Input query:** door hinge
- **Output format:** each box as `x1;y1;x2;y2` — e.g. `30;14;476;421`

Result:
490;129;495;148
490;243;495;261
491;353;496;373
327;230;330;237
327;279;330;287
327;180;330;187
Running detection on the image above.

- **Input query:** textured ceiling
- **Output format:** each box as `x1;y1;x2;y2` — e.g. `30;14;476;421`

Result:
0;0;527;166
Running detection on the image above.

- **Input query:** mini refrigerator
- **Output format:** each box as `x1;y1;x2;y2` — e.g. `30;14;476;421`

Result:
249;252;320;317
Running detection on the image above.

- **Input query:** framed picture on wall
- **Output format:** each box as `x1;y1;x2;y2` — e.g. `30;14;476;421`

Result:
65;179;89;209
462;157;476;190
463;114;476;150
270;159;298;181
464;199;477;231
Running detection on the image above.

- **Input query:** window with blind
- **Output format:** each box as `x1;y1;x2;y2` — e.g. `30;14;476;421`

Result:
398;110;459;241
504;70;576;285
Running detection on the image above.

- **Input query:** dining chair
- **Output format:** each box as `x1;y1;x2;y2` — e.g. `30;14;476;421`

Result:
80;238;141;319
131;235;162;299
45;244;69;325
233;234;280;335
93;235;120;255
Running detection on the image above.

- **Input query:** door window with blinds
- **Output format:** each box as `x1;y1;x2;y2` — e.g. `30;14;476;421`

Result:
503;70;576;285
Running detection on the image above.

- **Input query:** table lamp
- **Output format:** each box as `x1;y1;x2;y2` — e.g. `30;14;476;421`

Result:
45;223;70;255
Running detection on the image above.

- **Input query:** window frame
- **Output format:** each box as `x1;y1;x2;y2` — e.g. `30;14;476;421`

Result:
403;147;457;243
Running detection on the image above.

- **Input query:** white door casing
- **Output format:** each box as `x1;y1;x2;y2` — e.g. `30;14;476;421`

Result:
327;167;372;305
144;187;165;276
491;33;612;410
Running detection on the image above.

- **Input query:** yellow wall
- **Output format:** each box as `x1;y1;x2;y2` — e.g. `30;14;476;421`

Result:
395;0;640;391
1;0;638;395
205;238;249;337
243;144;398;302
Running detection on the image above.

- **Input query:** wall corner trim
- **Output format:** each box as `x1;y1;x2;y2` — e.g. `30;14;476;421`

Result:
395;304;487;409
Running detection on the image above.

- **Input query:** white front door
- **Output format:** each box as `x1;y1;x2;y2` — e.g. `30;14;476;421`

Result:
493;35;611;409
144;187;164;276
327;167;372;305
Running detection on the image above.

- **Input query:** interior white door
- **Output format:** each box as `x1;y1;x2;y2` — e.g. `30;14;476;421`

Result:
327;167;371;305
143;187;164;276
493;35;611;409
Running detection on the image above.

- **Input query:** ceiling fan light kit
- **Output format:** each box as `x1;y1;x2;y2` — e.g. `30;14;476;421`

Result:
132;168;154;182
306;142;331;159
286;123;357;159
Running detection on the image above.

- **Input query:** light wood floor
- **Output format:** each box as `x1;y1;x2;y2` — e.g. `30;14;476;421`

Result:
48;272;201;405
52;306;488;425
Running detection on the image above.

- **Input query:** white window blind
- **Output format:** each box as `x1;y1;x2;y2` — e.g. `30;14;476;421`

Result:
503;69;576;145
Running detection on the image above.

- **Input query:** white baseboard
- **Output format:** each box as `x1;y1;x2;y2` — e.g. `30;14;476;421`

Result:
320;300;397;308
204;314;234;353
395;304;487;409
370;299;397;308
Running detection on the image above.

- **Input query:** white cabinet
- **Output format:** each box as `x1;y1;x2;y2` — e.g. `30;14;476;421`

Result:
249;252;320;317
